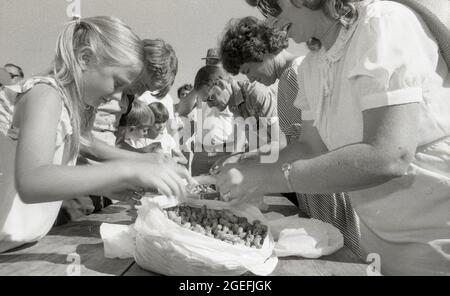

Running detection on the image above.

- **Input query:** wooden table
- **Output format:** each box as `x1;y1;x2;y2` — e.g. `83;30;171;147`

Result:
0;197;369;276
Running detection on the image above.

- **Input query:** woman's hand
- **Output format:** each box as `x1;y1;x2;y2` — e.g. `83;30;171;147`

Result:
216;162;272;203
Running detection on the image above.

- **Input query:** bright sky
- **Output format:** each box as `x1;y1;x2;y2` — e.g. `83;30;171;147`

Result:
0;0;307;101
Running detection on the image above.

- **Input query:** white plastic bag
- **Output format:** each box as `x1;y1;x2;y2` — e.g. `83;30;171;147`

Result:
133;196;278;276
267;214;344;258
100;223;136;259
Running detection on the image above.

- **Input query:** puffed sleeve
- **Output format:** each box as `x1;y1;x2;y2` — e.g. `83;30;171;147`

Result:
347;3;440;111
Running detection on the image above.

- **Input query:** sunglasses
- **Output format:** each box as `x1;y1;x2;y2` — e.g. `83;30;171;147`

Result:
255;0;282;18
7;72;21;79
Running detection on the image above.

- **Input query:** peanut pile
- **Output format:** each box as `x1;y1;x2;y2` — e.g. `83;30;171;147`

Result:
163;204;268;248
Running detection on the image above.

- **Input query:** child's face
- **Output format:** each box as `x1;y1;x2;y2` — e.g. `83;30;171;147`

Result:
81;60;141;108
148;121;167;138
127;125;150;140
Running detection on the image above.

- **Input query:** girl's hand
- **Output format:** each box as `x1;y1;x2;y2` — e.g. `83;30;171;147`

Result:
127;161;193;199
103;188;145;204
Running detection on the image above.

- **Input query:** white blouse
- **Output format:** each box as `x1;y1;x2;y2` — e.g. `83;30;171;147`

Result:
294;0;450;275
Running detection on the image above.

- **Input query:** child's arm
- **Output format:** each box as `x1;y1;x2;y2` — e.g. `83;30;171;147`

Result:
81;135;172;165
176;90;198;117
172;147;188;165
15;86;190;204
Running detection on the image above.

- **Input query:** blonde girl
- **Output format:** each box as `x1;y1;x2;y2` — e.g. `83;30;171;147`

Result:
0;16;190;252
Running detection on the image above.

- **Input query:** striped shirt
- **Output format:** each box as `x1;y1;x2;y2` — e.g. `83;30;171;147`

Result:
277;57;304;140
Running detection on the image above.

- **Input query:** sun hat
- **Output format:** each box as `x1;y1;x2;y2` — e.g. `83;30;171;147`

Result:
201;48;220;60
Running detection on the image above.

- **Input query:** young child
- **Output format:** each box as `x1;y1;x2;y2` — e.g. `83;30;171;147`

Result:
0;16;190;253
117;100;159;153
147;102;188;165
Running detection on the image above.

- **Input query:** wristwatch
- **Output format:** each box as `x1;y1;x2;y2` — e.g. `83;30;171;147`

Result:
281;163;295;192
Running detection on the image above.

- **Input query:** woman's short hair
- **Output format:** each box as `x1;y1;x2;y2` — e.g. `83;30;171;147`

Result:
246;0;360;28
142;39;178;98
177;83;193;98
194;65;231;90
125;100;155;127
149;102;170;124
220;16;289;75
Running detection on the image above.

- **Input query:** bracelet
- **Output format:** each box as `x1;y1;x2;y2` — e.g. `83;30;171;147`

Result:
281;163;295;193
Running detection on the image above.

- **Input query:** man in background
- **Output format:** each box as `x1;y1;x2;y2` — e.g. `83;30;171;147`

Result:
201;48;221;66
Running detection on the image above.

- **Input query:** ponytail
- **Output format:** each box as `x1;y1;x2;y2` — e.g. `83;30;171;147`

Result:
48;16;144;159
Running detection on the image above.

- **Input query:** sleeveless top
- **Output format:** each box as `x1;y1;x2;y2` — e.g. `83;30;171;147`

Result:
0;76;77;253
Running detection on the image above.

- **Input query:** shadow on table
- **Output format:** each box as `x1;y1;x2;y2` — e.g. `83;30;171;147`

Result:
75;243;133;276
0;252;68;265
48;219;135;240
0;241;38;254
0;244;133;276
279;248;366;264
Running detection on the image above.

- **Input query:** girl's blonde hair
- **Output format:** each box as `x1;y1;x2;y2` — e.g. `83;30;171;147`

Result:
49;16;145;158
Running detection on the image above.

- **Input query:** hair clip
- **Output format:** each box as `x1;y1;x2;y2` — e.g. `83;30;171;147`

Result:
72;14;81;25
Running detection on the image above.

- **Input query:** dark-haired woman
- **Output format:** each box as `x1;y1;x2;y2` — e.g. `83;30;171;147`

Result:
219;16;359;248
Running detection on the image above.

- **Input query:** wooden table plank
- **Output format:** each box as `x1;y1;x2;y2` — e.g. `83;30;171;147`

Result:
272;248;367;276
0;203;136;276
124;263;160;276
